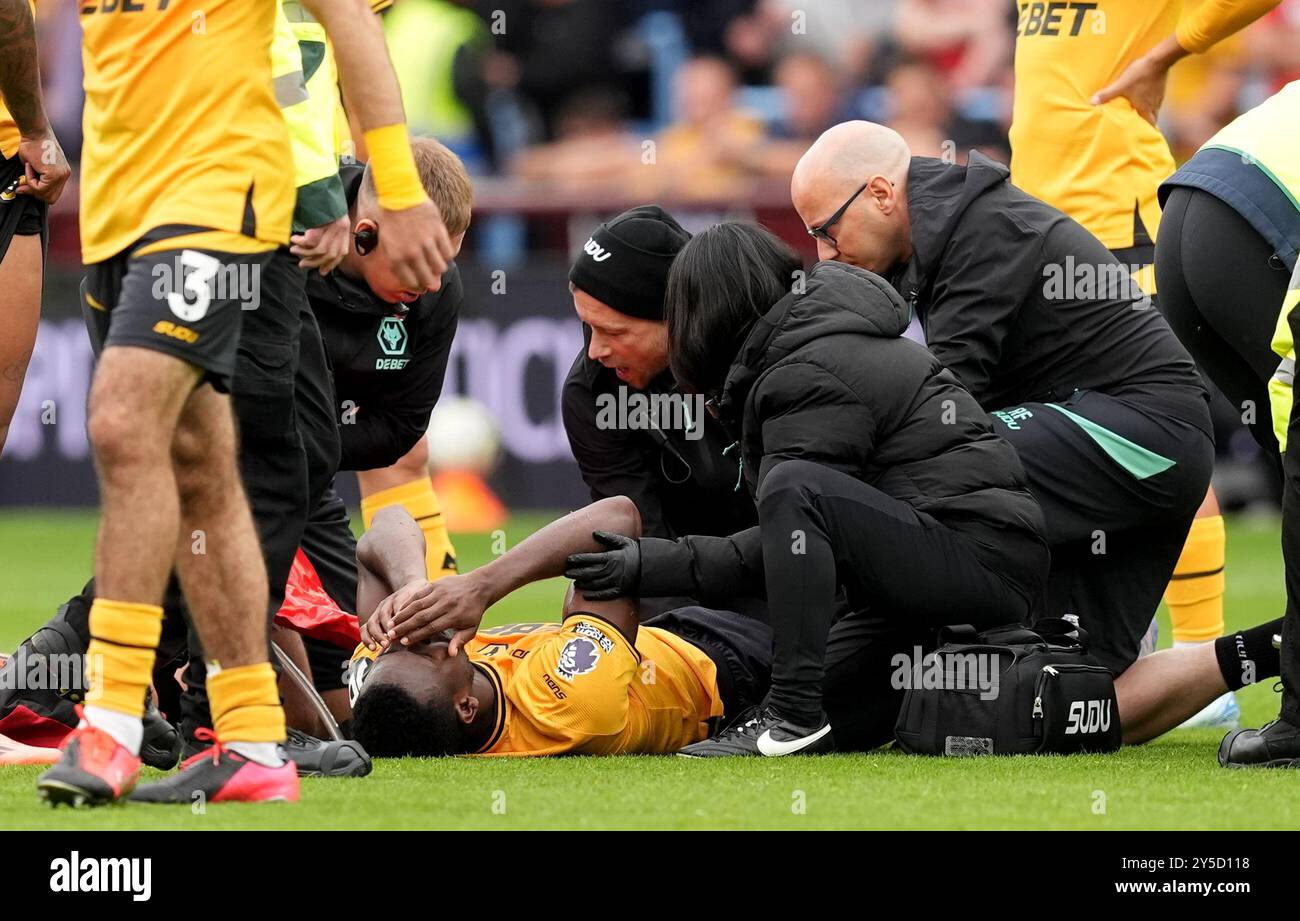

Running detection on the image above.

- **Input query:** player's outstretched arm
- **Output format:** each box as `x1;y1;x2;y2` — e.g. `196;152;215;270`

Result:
0;0;68;204
300;0;454;290
385;497;643;653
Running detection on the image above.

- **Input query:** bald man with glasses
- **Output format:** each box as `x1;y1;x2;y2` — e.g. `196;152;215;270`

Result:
790;122;1220;697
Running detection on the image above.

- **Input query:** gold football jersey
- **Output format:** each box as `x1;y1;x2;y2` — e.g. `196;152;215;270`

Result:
350;615;727;757
78;0;294;262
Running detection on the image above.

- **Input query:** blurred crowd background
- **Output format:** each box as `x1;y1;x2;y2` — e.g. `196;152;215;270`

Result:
32;0;1300;187
27;0;1300;269
29;0;1300;268
9;0;1300;510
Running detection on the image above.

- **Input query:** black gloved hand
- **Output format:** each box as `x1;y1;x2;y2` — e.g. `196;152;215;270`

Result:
564;531;641;600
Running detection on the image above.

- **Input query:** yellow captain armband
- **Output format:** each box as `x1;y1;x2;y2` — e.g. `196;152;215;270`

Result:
363;123;428;211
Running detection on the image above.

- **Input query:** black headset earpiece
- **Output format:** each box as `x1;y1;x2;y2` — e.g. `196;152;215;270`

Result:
355;226;378;256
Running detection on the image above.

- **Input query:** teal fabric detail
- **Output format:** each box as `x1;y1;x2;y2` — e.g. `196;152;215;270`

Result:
1046;403;1176;480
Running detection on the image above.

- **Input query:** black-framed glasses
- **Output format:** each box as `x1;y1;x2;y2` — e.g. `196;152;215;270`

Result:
807;181;870;247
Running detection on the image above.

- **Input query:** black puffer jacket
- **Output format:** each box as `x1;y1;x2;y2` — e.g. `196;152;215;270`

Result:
640;260;1049;607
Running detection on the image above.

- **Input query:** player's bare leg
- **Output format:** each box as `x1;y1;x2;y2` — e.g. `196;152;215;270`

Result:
272;628;326;736
0;233;44;456
37;347;198;805
128;378;298;803
1115;642;1228;745
269;627;353;735
170;381;270;672
357;439;429;495
39;346;296;804
89;347;199;603
1118;609;1285;745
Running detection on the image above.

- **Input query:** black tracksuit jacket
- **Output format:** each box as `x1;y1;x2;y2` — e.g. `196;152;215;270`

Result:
637;261;1050;609
306;167;461;472
889;151;1208;429
563;341;758;540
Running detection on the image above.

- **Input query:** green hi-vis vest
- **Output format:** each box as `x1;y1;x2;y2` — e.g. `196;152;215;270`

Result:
1269;263;1300;452
384;0;487;140
273;0;347;233
1202;80;1300;226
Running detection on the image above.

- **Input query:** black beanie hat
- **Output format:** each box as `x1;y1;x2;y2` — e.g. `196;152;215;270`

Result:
568;205;691;321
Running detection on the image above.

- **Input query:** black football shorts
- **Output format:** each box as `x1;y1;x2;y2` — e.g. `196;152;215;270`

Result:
0;152;47;262
83;227;275;393
642;605;773;722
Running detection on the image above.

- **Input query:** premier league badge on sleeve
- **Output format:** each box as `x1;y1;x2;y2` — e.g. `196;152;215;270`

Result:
556;637;600;681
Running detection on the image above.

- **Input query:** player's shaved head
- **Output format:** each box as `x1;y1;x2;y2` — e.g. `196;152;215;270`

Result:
352;643;478;757
791;121;915;275
353;679;462;757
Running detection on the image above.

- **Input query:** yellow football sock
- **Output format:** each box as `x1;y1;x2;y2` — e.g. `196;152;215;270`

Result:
1166;514;1226;644
361;477;459;580
86;599;164;718
208;662;285;744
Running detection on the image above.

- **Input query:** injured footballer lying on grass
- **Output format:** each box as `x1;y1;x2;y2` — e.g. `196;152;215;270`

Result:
343;496;1279;758
3;494;1281;763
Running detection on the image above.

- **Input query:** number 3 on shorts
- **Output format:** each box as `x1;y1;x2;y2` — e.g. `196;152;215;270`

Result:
167;249;221;322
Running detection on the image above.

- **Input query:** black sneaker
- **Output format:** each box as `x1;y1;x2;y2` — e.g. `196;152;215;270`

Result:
1219;717;1300;768
279;728;372;778
678;706;834;758
140;692;182;771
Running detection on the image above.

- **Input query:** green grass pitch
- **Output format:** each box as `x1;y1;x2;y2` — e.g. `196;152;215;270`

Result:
0;508;1293;830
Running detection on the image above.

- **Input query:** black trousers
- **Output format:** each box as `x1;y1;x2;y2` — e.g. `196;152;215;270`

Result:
642;605;773;722
990;389;1214;674
1282;323;1300;723
755;459;1040;725
298;485;362;693
1157;185;1300;721
0;152;47;262
1156;186;1292;456
181;250;341;734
